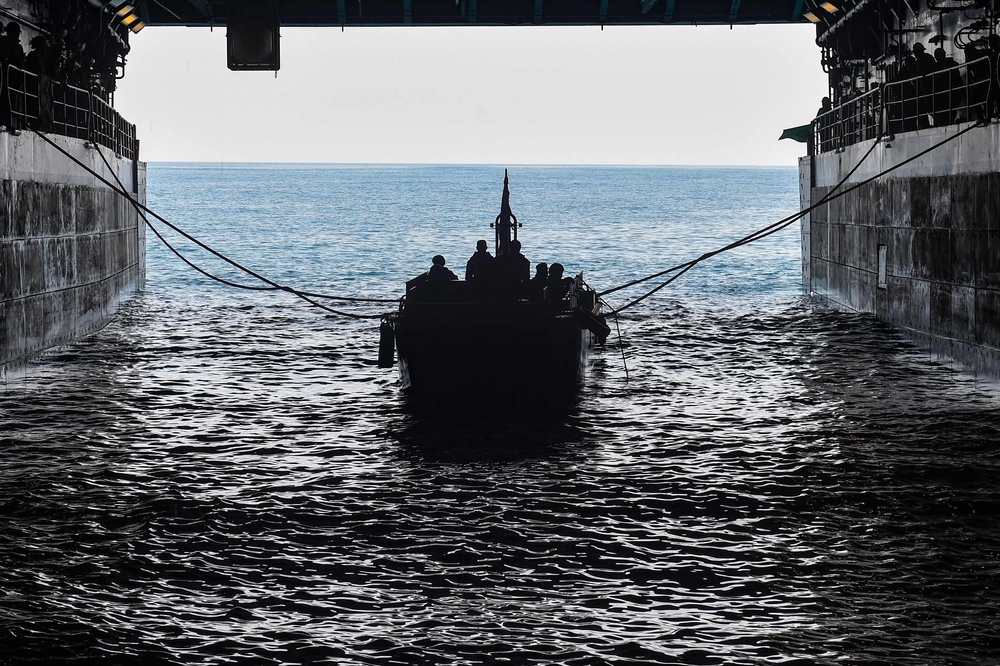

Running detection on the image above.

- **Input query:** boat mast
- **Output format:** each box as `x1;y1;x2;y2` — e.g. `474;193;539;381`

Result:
494;169;518;255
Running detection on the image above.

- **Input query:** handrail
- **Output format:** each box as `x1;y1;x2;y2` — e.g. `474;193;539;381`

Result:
813;55;994;153
3;64;137;161
814;86;881;153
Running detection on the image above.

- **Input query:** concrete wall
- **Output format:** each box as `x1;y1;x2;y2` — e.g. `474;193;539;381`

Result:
0;132;146;383
808;121;1000;375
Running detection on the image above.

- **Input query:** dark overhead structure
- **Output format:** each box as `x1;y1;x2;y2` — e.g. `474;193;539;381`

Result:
226;1;280;69
131;0;813;27
121;0;823;70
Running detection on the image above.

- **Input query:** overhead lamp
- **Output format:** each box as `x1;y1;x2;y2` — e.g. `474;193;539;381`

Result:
819;2;839;12
804;11;820;21
109;2;145;33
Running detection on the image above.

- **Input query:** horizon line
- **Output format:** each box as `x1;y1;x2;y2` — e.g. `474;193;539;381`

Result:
144;160;801;168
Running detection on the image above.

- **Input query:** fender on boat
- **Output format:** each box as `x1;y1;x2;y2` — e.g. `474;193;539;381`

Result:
378;319;396;368
573;307;610;344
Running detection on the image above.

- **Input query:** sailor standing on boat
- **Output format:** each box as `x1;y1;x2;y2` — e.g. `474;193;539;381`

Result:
465;240;494;281
428;255;458;282
497;239;530;281
529;262;548;301
545;263;574;302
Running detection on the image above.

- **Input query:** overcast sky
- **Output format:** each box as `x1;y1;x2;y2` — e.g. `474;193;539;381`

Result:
113;23;826;166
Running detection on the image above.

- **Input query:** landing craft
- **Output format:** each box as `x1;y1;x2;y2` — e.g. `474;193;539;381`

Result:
382;171;610;414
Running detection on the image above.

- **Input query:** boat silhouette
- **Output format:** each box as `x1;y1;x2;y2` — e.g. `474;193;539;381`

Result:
381;171;610;414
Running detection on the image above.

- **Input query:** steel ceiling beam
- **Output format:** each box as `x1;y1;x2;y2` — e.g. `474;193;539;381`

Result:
133;0;810;26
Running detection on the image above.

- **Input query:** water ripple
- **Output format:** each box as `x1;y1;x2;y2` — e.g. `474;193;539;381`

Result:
5;164;1000;664
2;293;1000;665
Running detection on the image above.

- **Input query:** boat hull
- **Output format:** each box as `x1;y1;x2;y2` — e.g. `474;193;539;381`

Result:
394;301;593;415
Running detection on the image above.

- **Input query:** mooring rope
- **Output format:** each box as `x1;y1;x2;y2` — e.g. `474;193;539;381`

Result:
598;132;883;313
599;119;988;315
33;129;398;320
33;118;990;322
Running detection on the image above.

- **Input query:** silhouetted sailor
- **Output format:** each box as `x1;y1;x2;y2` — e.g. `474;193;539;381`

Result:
24;36;48;75
910;42;936;128
912;42;935;75
933;47;959;71
816;97;832;152
545;263;574;302
897;52;919;131
427;254;458;282
24;36;53;131
896;51;916;80
497;239;530;282
0;23;25;68
465;240;494;281
932;47;962;126
493;239;531;299
529;262;548;301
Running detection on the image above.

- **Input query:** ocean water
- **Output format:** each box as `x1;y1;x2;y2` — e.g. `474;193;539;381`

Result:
2;164;1000;665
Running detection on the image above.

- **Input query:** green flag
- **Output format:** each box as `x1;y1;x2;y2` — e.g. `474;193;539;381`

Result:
779;124;813;143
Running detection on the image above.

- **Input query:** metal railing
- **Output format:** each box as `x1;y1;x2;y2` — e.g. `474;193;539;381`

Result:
53;82;91;140
814;55;994;153
3;64;137;160
815;87;881;153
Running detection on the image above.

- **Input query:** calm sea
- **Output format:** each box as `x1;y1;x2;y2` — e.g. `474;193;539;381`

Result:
2;164;1000;665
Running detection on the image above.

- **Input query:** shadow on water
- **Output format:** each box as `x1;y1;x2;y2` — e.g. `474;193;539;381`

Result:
390;355;614;462
388;409;596;464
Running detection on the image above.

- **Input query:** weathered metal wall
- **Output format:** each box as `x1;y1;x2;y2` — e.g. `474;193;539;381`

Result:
799;156;811;293
808;121;1000;375
0;132;146;384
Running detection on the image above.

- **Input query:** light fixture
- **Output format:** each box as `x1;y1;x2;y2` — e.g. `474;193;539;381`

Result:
113;2;145;32
804;10;820;21
819;2;839;13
